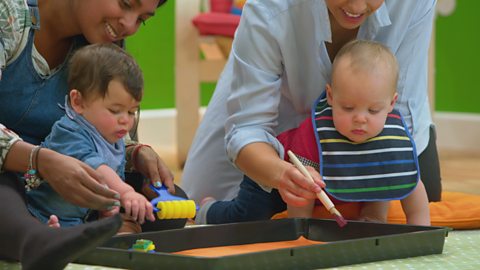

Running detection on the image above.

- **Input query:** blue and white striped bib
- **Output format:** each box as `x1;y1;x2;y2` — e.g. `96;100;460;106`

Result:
312;93;419;202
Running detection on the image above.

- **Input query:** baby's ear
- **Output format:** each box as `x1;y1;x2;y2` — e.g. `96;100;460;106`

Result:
326;84;333;105
389;92;398;111
69;89;84;113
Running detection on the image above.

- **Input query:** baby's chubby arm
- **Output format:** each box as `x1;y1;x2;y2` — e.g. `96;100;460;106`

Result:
97;165;155;224
401;180;431;226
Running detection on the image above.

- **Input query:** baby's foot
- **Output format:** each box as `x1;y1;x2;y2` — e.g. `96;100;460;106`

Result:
47;215;60;228
194;196;217;225
200;196;216;207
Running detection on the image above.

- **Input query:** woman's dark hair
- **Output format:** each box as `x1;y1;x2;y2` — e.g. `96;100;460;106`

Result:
158;0;168;7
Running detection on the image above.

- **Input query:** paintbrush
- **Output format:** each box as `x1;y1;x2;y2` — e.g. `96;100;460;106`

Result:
287;150;347;227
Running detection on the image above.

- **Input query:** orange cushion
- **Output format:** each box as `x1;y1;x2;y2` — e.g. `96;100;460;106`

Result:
388;191;480;229
272;191;480;229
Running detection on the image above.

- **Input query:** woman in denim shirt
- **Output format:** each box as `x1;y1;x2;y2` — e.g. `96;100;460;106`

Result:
0;1;173;269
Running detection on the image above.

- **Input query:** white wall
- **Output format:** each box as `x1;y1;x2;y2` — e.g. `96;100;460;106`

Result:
434;112;480;153
138;109;480;155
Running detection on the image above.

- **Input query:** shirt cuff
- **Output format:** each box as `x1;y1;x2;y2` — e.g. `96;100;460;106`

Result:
0;124;22;173
225;128;285;166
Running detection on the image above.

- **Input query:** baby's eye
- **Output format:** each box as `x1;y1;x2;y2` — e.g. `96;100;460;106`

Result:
369;109;380;114
109;109;120;114
120;0;132;9
342;106;354;112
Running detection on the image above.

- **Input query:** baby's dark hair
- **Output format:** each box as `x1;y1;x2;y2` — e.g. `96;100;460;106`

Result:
67;43;143;102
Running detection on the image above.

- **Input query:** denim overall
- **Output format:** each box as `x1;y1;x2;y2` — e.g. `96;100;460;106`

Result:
0;0;86;145
0;0;88;225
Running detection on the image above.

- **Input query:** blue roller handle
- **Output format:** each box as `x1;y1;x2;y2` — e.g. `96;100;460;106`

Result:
149;184;198;214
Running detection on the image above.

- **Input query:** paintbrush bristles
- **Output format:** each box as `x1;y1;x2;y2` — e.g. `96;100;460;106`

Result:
334;213;348;227
327;206;347;227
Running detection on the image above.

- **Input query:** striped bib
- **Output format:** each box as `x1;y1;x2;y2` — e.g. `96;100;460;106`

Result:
312;94;419;202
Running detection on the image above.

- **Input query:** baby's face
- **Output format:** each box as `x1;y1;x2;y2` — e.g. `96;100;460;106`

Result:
327;64;396;143
75;80;141;144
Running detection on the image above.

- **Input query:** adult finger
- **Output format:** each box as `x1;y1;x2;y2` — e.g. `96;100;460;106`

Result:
279;189;312;207
290;165;323;193
80;163;120;199
306;166;325;188
156;158;175;193
284;168;319;200
51;175;115;210
101;207;119;218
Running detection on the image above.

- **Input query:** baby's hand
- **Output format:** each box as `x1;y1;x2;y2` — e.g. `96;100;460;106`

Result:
121;191;155;224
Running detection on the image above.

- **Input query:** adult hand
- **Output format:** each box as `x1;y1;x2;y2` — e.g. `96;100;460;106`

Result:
133;145;175;194
99;206;120;218
38;148;120;210
236;142;324;207
277;163;325;207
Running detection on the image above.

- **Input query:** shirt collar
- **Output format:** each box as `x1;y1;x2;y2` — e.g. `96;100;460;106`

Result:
361;2;391;39
315;0;332;44
63;96;99;138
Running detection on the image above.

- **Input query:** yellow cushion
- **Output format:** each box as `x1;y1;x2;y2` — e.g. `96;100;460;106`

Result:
272;191;480;229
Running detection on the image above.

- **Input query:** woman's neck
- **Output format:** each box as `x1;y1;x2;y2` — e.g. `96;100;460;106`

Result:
35;0;78;69
326;12;359;62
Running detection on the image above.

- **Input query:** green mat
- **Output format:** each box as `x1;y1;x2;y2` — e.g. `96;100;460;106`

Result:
333;230;480;269
1;230;478;269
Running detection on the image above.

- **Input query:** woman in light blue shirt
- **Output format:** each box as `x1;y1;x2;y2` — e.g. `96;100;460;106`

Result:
182;0;441;208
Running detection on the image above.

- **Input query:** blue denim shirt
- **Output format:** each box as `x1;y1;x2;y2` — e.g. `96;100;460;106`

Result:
27;99;126;226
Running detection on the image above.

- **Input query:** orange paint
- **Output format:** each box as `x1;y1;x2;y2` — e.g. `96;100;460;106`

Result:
173;236;325;257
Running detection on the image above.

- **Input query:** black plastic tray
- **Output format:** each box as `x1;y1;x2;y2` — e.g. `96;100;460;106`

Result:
77;218;449;269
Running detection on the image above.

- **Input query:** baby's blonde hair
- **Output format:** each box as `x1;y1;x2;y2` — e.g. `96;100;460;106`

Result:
332;40;399;92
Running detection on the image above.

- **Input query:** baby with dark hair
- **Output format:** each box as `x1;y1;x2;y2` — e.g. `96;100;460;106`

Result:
27;43;155;229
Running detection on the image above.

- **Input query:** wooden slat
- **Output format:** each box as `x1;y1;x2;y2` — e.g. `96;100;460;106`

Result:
175;0;201;167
